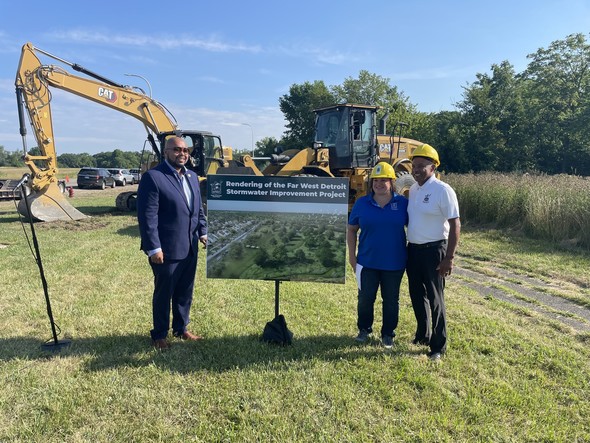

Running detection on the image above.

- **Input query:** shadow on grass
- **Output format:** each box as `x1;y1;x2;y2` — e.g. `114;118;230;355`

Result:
0;206;123;222
0;332;426;373
0;215;21;224
69;205;117;215
117;224;140;237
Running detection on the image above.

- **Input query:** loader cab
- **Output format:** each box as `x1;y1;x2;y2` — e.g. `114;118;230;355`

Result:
314;104;378;170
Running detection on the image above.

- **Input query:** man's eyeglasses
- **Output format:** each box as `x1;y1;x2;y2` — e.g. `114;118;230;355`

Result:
168;147;190;154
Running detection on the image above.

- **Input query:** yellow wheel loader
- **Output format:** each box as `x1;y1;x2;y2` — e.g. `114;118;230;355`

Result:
254;103;425;211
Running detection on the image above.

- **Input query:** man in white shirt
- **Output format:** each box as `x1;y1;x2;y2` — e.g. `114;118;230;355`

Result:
406;144;460;362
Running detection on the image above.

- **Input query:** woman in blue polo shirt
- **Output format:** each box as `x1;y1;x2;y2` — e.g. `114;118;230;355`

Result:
347;162;408;348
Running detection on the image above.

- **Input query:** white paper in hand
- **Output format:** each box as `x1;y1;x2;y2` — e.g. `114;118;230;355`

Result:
355;263;363;290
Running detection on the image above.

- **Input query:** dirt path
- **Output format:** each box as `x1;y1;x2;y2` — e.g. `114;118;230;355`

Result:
453;261;590;332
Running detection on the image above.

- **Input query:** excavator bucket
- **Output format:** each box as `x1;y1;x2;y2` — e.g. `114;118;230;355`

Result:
17;182;87;222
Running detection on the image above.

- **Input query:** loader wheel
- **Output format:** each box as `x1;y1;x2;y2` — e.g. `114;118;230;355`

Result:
393;158;412;175
395;172;415;197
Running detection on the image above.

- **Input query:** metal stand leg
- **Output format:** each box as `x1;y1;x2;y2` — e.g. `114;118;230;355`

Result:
20;179;72;351
274;280;280;318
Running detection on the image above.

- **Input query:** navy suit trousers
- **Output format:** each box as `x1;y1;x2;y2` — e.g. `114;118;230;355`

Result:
149;252;198;340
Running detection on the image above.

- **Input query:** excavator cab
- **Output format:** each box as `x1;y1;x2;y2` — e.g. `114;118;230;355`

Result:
157;131;224;178
313;104;378;171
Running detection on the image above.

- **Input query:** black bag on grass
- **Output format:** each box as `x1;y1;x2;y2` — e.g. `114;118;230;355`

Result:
262;314;293;346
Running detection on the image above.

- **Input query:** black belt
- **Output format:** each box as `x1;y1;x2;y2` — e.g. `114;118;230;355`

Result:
408;240;446;249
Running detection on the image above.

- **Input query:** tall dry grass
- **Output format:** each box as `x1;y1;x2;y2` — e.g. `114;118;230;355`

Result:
444;172;590;249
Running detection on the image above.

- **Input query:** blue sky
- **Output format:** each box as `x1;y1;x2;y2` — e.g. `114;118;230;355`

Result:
1;0;589;155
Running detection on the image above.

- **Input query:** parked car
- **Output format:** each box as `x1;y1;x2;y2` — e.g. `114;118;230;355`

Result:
77;167;116;189
107;168;135;186
129;168;142;183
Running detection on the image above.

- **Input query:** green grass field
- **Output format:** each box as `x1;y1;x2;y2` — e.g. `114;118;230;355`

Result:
0;177;589;442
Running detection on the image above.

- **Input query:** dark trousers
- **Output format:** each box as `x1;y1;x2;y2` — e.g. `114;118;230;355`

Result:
149;252;198;340
406;242;447;354
357;267;404;338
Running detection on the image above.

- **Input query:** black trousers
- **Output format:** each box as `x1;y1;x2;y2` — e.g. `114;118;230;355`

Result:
406;241;447;354
357;267;404;338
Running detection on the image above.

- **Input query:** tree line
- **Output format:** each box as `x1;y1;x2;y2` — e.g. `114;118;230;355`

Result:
0;146;143;169
269;32;590;176
3;33;588;176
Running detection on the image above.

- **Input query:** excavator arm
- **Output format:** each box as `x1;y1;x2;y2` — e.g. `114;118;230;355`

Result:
14;43;179;221
15;42;260;220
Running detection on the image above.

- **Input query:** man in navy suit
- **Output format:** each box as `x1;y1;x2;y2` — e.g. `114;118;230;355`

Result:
137;136;208;350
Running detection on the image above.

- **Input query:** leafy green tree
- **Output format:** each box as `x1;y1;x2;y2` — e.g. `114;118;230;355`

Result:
294;249;306;262
278;71;422;152
272;244;287;263
522;33;590;174
412;111;468;173
57;153;97;168
27;146;42;156
255;248;270;267
318;244;335;268
0;145;8;166
331;70;417;129
456;61;531;172
92;150;142;168
112;149;128;167
0;145;24;167
279;80;335;149
230;243;243;259
256;137;281;156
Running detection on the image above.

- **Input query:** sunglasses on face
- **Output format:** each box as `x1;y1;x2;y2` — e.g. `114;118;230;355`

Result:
168;147;190;154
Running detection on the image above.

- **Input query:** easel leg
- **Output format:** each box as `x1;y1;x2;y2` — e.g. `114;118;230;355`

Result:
274;280;280;318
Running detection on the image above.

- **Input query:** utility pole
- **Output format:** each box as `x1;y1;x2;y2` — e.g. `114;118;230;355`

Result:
241;123;254;157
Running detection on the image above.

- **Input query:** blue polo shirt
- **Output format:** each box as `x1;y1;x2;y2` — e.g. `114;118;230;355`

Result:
348;193;408;271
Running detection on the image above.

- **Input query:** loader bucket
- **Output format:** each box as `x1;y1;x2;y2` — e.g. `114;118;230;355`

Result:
17;182;87;222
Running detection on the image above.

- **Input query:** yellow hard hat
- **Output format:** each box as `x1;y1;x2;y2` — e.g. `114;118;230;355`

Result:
410;143;440;167
370;161;396;179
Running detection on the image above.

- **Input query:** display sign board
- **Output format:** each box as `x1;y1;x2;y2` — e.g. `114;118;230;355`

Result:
206;175;349;283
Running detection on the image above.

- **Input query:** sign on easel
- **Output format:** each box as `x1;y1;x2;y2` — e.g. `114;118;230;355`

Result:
206;175;349;283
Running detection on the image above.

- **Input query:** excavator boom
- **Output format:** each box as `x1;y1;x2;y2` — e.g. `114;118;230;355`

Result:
14;42;227;221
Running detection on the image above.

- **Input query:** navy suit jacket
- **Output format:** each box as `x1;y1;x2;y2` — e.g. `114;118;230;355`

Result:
137;162;207;260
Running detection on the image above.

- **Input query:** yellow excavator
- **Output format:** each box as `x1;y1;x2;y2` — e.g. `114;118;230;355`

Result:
15;42;252;221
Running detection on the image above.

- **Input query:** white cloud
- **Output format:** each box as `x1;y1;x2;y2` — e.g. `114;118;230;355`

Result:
276;44;358;66
197;76;226;84
47;29;262;53
393;65;480;81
